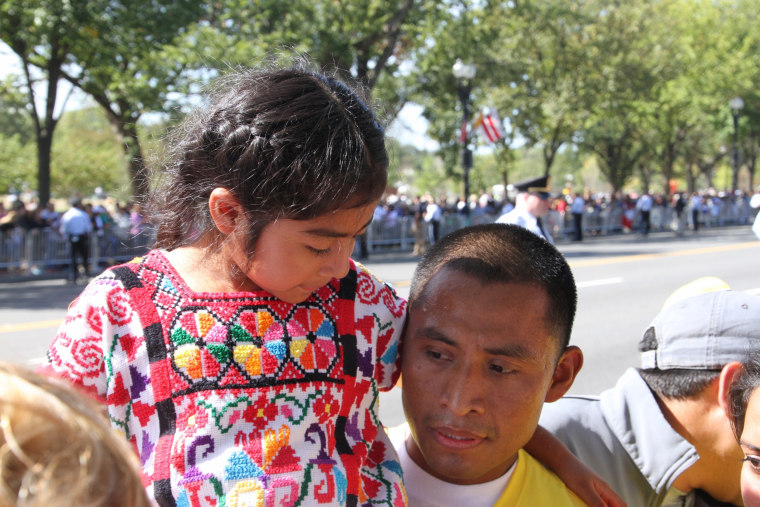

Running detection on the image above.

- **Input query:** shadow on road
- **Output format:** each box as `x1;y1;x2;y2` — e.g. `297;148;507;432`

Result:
0;280;83;311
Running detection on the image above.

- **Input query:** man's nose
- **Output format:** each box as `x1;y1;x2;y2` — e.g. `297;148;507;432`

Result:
440;362;486;416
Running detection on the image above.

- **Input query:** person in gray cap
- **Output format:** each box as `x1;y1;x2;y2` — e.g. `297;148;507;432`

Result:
539;285;760;506
496;175;554;243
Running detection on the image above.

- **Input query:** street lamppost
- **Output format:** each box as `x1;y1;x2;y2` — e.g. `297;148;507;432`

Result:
453;59;476;218
729;96;744;193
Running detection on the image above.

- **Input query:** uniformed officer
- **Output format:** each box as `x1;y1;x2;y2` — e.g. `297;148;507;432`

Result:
496;176;554;243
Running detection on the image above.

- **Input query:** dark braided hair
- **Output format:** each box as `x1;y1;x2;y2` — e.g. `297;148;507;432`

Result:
149;62;387;255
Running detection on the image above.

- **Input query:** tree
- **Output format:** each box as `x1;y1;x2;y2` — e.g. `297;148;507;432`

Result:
51;107;127;200
0;0;85;206
486;1;595;178
194;0;435;119
59;0;206;201
0;135;35;195
0;1;205;203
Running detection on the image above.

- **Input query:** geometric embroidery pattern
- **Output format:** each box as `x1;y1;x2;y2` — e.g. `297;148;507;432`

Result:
168;304;343;391
46;250;407;506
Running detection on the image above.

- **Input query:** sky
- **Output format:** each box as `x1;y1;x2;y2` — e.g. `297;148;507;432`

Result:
387;103;440;151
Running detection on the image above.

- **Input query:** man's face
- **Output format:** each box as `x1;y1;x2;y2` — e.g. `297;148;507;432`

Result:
401;268;566;484
525;192;552;217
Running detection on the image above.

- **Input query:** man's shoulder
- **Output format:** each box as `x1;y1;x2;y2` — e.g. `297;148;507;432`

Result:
494;449;585;507
539;395;614;458
496;209;526;225
540;395;603;426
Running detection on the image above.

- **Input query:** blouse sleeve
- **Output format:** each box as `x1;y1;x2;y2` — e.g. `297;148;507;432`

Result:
44;272;144;402
352;262;407;392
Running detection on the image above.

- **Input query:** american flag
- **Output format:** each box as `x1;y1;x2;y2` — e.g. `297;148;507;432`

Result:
473;107;505;143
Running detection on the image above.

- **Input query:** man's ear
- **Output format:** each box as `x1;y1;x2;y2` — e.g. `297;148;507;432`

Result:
208;188;243;235
718;361;744;418
545;345;583;403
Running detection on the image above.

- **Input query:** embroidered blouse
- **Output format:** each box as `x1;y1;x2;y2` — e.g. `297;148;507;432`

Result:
46;250;407;506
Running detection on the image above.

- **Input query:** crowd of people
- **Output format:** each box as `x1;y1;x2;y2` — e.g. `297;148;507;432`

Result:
2;182;758;274
0;199;145;236
366;185;759;254
0;198;149;278
3;63;760;507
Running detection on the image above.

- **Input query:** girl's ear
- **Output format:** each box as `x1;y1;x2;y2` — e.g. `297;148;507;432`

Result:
209;188;243;235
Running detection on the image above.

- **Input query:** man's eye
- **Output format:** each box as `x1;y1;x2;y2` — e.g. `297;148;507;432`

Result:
743;455;760;471
489;363;514;375
426;350;445;361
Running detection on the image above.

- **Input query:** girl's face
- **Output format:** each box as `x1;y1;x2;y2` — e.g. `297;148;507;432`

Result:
740;387;760;506
229;202;376;304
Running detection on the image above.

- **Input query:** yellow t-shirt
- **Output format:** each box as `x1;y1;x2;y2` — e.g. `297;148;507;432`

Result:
494;449;587;506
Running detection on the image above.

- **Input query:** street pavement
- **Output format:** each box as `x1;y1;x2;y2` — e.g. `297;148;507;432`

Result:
2;225;759;428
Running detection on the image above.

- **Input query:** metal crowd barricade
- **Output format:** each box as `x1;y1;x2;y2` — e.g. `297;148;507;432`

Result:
0;226;153;276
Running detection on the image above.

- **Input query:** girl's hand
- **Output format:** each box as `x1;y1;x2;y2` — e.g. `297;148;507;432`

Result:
563;459;627;507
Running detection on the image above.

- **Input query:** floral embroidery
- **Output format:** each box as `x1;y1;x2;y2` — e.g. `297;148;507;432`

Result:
46;251;406;506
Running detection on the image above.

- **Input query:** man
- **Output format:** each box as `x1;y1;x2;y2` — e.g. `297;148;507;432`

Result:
496;176;554;243
59;199;93;284
540;285;760;506
393;223;586;505
636;191;653;236
412;195;427;256
570;192;585;241
424;195;443;245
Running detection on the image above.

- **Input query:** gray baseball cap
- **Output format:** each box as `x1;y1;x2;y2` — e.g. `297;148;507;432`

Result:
639;290;760;370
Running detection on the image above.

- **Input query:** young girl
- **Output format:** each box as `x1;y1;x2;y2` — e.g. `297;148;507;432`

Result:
727;356;760;506
44;64;406;506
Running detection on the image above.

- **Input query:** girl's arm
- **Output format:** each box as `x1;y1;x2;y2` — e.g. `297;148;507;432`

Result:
525;425;626;507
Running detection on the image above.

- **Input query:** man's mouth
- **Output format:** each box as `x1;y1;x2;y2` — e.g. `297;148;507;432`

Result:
432;427;485;449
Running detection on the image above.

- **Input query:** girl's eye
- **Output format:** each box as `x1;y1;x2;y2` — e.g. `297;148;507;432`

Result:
308;246;331;256
743;455;760;472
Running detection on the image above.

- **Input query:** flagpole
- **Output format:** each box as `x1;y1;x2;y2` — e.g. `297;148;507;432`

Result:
453;59;476;222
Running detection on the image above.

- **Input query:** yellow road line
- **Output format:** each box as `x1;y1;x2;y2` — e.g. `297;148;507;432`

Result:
3;241;757;334
0;319;63;334
568;242;760;268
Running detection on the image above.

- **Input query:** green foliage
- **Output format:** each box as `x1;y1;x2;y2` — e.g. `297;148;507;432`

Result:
4;0;760;201
0;75;34;143
50;107;127;200
0;134;35;194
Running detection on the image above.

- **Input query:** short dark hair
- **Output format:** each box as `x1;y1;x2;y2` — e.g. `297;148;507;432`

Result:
637;368;721;400
150;62;388;253
409;223;577;350
728;357;760;439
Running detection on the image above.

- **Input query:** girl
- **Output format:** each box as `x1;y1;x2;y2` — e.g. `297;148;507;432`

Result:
727;356;760;506
45;64;406;506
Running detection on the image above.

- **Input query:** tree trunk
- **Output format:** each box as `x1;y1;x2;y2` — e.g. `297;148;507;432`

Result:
115;121;149;203
36;131;53;206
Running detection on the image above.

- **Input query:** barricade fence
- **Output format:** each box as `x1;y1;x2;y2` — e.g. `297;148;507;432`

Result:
2;203;756;277
1;227;154;275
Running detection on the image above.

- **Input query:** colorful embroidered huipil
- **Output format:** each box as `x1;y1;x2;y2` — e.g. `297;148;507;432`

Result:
46;250;406;506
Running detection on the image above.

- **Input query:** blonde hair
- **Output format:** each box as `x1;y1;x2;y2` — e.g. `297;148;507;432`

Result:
0;362;151;507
